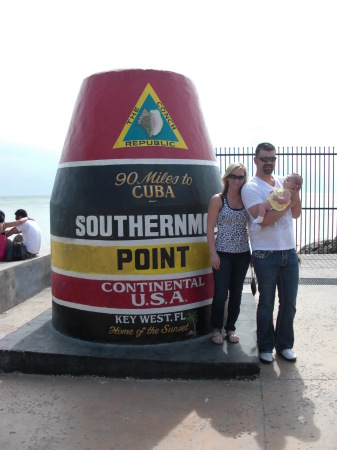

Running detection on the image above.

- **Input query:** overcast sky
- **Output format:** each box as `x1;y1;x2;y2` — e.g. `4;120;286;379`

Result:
1;0;336;195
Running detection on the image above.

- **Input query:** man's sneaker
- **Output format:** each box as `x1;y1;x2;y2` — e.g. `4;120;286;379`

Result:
278;349;297;362
259;352;273;363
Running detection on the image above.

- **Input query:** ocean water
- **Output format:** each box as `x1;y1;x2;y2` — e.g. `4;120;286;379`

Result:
0;195;51;251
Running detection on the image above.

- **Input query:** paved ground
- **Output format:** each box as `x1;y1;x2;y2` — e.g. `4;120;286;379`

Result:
0;255;336;449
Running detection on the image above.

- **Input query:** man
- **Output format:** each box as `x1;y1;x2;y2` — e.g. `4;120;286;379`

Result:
241;143;302;364
5;209;42;257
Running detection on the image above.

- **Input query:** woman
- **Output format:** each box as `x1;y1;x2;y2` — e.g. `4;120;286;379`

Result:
0;210;6;261
207;162;251;344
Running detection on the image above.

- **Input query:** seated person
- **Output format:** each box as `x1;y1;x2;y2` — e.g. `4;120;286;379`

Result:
5;209;42;257
253;173;303;224
0;210;6;261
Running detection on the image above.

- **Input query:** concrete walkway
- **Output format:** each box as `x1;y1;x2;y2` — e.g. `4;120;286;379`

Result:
0;255;336;449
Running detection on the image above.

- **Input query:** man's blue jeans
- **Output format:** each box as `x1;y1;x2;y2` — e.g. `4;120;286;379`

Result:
211;251;250;332
252;249;299;353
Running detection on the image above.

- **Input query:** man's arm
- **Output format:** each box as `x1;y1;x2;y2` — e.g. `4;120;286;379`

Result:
290;190;302;219
249;187;301;226
248;203;291;226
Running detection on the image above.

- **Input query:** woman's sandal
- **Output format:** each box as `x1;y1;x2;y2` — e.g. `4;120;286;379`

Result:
225;332;239;344
211;332;224;345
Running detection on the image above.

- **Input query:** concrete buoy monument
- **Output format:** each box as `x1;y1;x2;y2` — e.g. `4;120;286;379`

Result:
50;69;222;343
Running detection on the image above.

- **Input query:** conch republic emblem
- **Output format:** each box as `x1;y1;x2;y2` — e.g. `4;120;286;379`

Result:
50;69;222;343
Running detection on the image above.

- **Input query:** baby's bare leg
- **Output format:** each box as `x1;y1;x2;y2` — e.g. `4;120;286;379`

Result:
253;201;272;224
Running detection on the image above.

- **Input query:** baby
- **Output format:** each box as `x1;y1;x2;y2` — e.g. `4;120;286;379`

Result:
253;173;303;224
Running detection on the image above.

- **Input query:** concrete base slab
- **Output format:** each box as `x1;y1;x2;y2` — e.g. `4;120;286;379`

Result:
0;288;259;379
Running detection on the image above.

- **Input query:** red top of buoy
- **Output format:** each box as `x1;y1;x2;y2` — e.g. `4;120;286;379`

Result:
59;69;215;164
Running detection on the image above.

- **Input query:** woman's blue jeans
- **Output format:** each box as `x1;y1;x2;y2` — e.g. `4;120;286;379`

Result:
211;251;250;332
252;249;299;353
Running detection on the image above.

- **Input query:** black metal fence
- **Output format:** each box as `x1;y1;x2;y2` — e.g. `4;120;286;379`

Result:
215;146;337;254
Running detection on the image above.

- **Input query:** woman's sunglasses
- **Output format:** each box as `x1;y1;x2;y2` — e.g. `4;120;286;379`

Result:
228;174;245;180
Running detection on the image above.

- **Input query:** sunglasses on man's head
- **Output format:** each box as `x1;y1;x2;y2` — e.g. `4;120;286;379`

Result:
258;156;277;162
228;174;245;180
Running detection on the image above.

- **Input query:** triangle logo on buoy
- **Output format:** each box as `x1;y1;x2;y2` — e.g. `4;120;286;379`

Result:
113;83;188;149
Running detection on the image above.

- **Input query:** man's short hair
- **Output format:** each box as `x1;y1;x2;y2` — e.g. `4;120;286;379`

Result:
0;210;5;223
15;209;28;218
255;142;276;156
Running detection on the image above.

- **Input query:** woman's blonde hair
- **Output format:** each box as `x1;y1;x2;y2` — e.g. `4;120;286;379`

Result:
221;162;248;196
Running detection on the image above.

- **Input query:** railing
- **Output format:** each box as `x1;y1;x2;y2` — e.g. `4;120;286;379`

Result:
215;146;337;254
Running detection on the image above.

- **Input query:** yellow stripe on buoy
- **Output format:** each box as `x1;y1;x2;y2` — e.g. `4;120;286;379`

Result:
51;240;210;275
